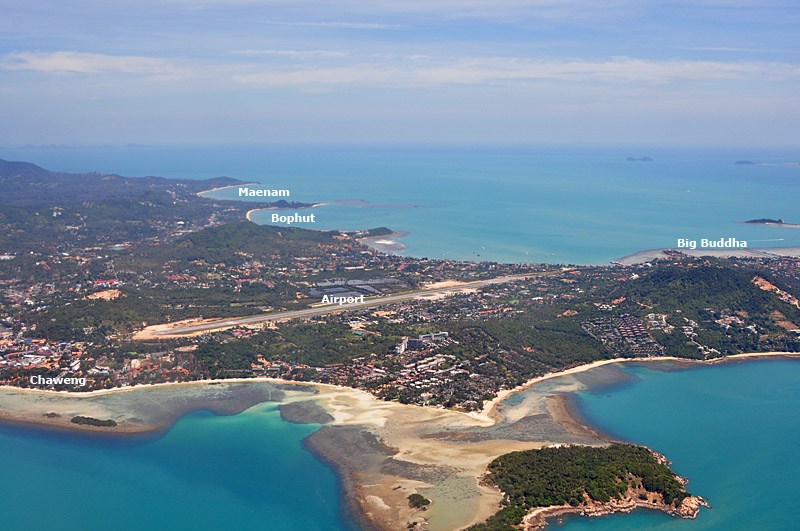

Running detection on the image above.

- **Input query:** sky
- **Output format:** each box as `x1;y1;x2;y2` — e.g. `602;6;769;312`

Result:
1;0;799;146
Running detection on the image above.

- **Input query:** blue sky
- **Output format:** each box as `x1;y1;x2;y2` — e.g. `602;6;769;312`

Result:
1;0;799;146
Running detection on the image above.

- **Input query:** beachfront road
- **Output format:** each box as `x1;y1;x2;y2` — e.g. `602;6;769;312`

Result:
157;273;549;336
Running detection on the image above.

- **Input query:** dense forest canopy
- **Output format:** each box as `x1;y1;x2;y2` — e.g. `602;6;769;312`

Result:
470;444;691;531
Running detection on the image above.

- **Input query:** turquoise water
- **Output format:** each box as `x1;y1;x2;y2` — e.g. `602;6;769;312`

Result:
0;403;356;531
565;359;800;530
2;145;799;264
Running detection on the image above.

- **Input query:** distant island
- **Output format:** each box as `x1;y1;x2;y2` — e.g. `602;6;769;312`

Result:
626;156;653;162
743;218;800;228
735;160;800;167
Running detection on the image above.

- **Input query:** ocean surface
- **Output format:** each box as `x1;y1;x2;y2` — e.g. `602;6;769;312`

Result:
2;144;799;264
562;358;800;530
0;403;356;531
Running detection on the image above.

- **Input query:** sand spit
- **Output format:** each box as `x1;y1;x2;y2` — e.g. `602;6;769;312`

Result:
195;182;259;196
301;378;614;531
614;246;800;265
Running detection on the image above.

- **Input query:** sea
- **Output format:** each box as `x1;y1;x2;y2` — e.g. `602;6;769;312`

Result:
1;144;800;530
1;144;799;264
561;358;800;530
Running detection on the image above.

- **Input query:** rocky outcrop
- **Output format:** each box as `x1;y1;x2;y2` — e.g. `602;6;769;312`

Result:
522;486;710;530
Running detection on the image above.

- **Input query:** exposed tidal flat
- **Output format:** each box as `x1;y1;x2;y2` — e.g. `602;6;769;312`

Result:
0;375;606;530
3;355;795;530
0;382;356;531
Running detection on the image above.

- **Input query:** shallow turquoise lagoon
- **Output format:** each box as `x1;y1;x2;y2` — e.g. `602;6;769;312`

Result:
0;403;356;531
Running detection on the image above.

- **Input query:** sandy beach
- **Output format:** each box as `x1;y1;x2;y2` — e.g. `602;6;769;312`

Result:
614;246;800;265
358;231;411;254
196;182;259;196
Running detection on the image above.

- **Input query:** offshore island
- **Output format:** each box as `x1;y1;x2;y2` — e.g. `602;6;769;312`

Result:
2;159;800;529
742;218;800;229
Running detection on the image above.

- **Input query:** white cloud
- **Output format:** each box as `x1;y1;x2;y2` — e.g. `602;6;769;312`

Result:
4;50;800;93
228;49;349;58
233;56;800;87
1;51;185;75
257;20;405;29
681;47;798;54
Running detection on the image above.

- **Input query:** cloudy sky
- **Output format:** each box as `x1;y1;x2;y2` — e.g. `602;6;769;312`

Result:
2;0;799;146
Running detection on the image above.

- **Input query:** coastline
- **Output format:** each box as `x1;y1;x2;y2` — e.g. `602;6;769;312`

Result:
2;351;797;432
6;148;800;530
196;182;259;196
473;352;799;423
0;375;353;399
521;493;710;531
613;246;800;265
357;231;411;254
2;353;797;529
245;202;323;222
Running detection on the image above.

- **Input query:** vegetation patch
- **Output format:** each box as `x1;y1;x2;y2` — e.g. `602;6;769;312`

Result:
71;416;118;427
470;444;691;531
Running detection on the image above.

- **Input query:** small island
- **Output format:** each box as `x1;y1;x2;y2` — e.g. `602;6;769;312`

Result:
470;444;708;530
743;218;800;229
408;493;431;509
626;156;653;162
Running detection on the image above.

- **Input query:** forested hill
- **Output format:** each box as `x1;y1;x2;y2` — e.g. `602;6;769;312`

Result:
622;264;800;319
121;221;342;267
470;444;696;530
0;158;243;206
0;159;315;253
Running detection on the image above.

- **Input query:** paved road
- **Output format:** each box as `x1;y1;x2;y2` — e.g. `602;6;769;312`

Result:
157;274;542;336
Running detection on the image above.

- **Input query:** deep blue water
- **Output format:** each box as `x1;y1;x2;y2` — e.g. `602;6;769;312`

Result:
1;145;798;264
0;403;356;531
565;359;800;530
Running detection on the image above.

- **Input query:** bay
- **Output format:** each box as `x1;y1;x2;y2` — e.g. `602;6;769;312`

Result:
0;403;356;531
2;145;798;264
563;359;800;530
